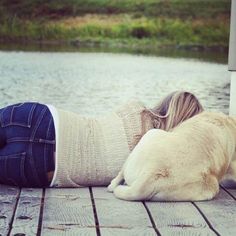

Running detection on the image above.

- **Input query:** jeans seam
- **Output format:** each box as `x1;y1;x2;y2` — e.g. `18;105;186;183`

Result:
7;137;56;144
4;122;31;128
11;103;34;127
44;117;53;174
28;142;41;186
0;107;7;127
7;137;31;143
2;103;37;128
3;154;8;183
27;103;37;127
20;153;28;186
30;107;47;141
1;152;26;158
28;106;49;186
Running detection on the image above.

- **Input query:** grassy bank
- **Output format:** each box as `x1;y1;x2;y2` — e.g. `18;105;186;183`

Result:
0;0;231;50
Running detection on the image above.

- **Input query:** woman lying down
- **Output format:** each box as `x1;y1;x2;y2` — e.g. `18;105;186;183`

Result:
0;91;203;188
108;111;236;201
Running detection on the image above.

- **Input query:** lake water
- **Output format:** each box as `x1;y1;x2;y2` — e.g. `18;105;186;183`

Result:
0;47;230;115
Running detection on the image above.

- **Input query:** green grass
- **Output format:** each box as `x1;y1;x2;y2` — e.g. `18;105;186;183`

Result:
0;0;231;49
0;0;230;19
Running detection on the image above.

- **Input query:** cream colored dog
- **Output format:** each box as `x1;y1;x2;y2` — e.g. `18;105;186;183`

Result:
108;111;236;201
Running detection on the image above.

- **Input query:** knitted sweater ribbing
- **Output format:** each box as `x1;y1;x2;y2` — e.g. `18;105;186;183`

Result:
52;101;153;187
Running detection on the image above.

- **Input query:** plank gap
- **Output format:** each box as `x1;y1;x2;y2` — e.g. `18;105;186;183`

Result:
192;202;220;236
89;187;101;236
7;188;21;236
36;188;45;236
142;202;161;236
220;185;236;201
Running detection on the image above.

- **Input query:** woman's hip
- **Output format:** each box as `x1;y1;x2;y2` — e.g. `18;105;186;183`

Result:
0;143;55;187
0;102;56;187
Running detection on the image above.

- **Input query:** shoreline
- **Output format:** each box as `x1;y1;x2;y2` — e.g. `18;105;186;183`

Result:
0;37;229;54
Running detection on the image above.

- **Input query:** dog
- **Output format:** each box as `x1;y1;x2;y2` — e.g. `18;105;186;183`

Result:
108;111;236;201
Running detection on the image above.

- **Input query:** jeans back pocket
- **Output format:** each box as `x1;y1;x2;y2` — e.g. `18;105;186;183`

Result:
0;152;28;186
0;103;37;128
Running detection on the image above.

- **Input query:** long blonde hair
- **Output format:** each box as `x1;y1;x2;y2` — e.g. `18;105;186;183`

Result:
142;91;204;132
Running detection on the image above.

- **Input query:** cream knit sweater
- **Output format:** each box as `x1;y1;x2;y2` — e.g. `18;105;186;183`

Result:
52;101;153;187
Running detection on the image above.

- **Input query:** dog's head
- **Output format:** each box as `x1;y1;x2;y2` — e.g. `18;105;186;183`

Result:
196;111;236;147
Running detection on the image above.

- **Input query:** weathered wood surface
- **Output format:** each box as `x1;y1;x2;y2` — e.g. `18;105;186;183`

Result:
0;184;235;236
146;201;216;235
92;187;156;236
41;188;96;236
194;189;236;236
226;189;236;199
10;188;43;236
0;186;19;236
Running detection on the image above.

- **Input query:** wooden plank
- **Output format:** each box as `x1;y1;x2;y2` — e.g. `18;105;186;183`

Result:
226;189;236;199
145;201;216;236
42;227;96;236
92;187;156;236
194;189;236;236
0;185;20;236
222;188;236;199
41;188;96;236
213;188;235;201
220;183;236;200
221;180;236;189
100;227;157;236
10;188;43;236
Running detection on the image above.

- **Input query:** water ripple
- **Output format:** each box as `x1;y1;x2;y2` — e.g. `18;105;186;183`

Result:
0;51;230;116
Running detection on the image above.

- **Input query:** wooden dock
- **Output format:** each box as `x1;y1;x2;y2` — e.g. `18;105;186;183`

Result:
0;185;235;236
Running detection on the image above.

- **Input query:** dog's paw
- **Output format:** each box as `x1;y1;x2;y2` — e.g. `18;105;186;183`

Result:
107;183;116;192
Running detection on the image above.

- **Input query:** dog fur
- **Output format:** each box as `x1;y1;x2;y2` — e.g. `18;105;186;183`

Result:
108;111;236;201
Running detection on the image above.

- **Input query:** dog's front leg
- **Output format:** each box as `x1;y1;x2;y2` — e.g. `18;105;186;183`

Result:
107;169;124;192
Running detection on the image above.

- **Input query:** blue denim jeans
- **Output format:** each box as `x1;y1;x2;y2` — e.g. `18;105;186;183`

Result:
0;102;55;187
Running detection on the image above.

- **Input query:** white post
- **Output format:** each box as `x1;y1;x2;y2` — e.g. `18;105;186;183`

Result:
230;73;236;115
229;0;236;115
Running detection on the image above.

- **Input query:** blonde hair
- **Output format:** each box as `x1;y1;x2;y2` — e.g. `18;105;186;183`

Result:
142;91;204;132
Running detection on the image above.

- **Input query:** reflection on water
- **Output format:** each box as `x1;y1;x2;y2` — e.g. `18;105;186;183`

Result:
0;42;228;64
0;46;230;115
